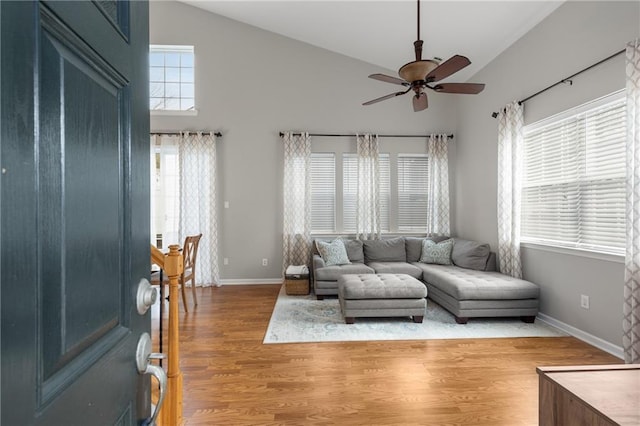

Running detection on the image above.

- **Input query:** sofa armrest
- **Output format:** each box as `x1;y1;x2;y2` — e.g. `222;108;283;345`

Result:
313;254;326;271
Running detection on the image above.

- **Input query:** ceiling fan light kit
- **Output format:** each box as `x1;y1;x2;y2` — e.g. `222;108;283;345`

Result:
363;0;485;112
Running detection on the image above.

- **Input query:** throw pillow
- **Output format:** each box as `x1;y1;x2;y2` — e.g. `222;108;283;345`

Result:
316;239;351;266
419;238;454;265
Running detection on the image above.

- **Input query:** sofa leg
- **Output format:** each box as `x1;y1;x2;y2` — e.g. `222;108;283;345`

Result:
413;316;424;323
345;317;355;324
455;316;468;325
521;316;536;323
316;295;324;300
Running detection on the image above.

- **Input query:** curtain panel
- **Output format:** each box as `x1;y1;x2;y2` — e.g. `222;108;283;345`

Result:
624;39;640;364
497;101;524;278
426;134;450;236
356;133;381;240
282;131;312;272
179;132;220;287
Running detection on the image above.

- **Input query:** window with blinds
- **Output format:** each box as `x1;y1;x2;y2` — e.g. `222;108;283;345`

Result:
398;154;429;232
343;153;390;232
522;91;626;254
310;153;336;233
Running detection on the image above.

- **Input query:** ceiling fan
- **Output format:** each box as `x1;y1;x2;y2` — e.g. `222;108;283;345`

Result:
363;0;485;112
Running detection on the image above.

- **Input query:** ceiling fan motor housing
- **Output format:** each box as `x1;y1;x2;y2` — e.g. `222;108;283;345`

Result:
399;60;439;83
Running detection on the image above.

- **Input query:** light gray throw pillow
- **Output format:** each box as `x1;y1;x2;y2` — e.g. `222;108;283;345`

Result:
420;238;453;265
451;238;491;271
316;239;351;266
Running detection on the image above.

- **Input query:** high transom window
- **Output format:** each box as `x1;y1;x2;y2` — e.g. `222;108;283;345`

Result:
149;45;195;111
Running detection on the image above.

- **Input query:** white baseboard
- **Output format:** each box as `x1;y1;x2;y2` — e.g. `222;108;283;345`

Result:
537;313;623;359
218;278;284;286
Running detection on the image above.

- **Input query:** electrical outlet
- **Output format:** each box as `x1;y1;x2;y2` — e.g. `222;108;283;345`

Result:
580;294;590;310
223;258;229;265
262;258;268;266
224;201;229;209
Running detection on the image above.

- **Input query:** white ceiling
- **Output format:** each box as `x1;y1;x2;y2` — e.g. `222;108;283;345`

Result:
178;0;564;82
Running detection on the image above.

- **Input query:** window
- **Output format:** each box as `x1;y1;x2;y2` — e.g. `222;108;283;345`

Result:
522;91;626;254
343;153;390;232
310;153;335;233
309;151;430;234
150;137;180;249
397;154;429;232
149;45;195;111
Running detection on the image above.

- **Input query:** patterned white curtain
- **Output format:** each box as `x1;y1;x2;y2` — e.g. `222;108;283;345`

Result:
282;132;312;271
356;133;381;240
179;132;220;287
497;101;524;278
624;39;640;364
426;134;450;236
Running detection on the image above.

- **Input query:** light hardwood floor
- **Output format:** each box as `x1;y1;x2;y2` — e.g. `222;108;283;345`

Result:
152;284;621;425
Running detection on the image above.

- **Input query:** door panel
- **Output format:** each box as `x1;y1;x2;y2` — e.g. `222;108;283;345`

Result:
1;1;150;425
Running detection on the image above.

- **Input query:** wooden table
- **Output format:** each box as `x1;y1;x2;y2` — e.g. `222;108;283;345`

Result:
537;364;640;425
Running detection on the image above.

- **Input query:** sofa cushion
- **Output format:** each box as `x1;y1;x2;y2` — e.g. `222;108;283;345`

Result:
344;239;365;263
363;237;406;263
314;263;375;281
413;262;539;300
420;238;453;265
405;236;449;262
338;274;427;299
316;239;351;266
366;262;422;279
451;239;491;271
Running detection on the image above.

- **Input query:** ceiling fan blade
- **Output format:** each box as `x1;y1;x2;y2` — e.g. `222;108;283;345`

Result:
425;55;471;82
413;93;428;112
432;83;485;94
369;73;410;86
363;90;409;106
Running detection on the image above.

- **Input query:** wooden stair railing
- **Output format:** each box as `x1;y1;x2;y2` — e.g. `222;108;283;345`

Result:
150;244;184;426
150;244;165;269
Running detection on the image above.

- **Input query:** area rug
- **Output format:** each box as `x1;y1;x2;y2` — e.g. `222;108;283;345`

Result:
263;285;565;344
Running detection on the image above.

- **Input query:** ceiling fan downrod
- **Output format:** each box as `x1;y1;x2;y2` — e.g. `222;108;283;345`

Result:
415;0;423;61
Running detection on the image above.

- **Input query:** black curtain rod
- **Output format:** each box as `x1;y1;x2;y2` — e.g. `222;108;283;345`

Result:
491;48;626;118
151;131;222;137
279;132;453;139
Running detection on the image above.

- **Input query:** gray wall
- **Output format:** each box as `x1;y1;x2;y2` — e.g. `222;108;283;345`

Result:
150;1;457;282
455;1;639;349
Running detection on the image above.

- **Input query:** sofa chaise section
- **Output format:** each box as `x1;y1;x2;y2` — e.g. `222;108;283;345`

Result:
414;262;539;324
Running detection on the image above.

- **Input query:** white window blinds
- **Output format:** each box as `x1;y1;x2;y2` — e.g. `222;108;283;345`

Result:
310;153;336;233
343;153;390;232
398;154;429;232
522;91;626;253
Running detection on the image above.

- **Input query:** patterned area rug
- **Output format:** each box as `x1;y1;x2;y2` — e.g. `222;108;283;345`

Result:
263;285;565;344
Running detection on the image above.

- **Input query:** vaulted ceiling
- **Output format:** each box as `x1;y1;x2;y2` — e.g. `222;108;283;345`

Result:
178;1;563;82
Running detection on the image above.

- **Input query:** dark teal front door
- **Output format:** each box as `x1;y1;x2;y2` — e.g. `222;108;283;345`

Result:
1;1;151;424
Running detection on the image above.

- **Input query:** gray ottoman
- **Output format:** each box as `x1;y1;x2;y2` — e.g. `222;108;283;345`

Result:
338;274;427;324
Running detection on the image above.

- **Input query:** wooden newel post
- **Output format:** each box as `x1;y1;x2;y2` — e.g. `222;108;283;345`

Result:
159;245;183;426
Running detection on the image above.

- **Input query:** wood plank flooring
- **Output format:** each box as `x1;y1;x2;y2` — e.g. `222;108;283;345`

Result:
151;284;621;425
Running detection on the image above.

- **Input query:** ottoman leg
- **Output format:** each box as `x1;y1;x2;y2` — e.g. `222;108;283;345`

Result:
345;317;355;324
413;316;424;323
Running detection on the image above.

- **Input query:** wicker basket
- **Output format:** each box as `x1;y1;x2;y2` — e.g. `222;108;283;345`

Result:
285;274;310;295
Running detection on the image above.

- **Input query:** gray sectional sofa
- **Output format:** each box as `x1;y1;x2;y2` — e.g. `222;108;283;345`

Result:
311;236;540;324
